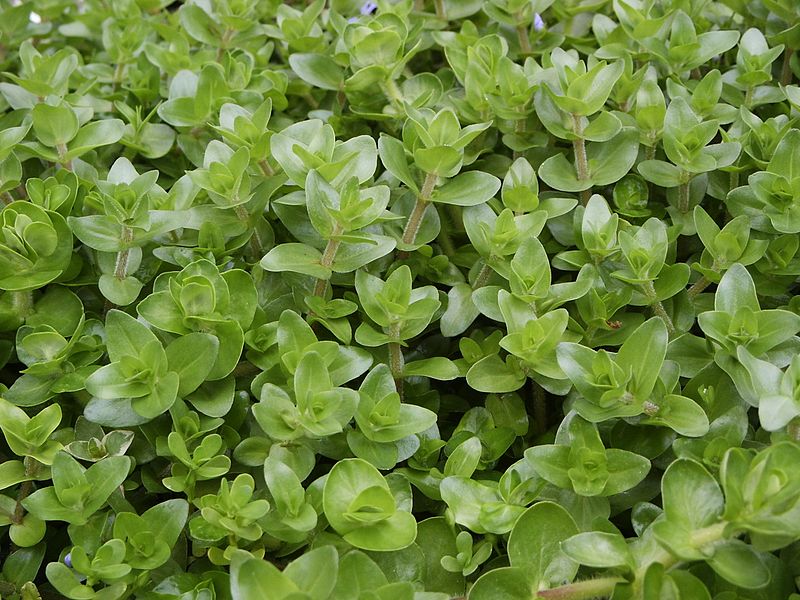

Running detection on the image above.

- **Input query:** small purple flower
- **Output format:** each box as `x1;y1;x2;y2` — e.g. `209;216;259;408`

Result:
64;553;72;568
533;13;545;32
348;16;359;23
360;1;378;15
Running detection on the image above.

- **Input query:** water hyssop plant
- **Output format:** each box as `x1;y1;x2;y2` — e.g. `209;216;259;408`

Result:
3;0;800;599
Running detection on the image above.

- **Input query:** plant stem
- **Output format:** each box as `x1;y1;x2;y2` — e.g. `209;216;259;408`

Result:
533;383;547;435
642;280;675;335
516;22;532;54
513;114;526;160
538;522;729;600
114;226;134;280
744;85;754;109
382;78;405;107
436;206;457;257
11;290;34;319
687;275;712;299
258;159;274;177
782;46;794;86
388;324;405;398
56;143;73;171
13;458;40;525
312;234;342;297
536;577;626;600
677;179;691;214
571;114;590;206
216;28;234;60
112;62;125;90
433;0;446;19
401;172;438;247
2;191;14;206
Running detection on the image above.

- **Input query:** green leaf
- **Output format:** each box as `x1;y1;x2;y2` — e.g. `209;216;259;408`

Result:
289;53;345;91
432;171;500;206
261;243;331;279
507;502;579;588
165;333;219;396
561;531;632;569
706;539;770;589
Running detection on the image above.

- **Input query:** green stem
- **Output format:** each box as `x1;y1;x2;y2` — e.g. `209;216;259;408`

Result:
388;324;405;399
401;172;438;247
642;280;675;335
516;21;532;54
313;234;342;297
216;28;234;60
433;0;446;19
744;86;754;109
382;78;405;107
538;522;729;600
1;191;14;206
571;114;590;205
729;170;739;192
436;206;457;257
112;62;125;90
677;179;691;214
56;143;73;171
513;114;527;160
258;159;274;177
533;383;547;436
11;290;34;320
114;226;134;280
13;458;40;526
687;275;712;299
536;577;626;600
782;46;795;86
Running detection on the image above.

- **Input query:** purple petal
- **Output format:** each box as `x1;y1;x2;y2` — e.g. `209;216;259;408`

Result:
533;13;545;32
360;1;378;15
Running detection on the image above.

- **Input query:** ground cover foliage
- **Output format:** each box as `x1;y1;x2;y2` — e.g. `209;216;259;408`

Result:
3;0;800;598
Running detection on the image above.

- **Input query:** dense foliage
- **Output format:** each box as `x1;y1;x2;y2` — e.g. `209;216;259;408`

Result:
3;0;800;598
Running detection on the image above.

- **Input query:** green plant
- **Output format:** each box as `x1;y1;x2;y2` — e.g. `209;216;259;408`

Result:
1;1;800;599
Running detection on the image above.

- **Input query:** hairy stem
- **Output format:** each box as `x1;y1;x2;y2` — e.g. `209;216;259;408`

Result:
782;46;795;86
436;206;457;257
687;275;712;299
56;143;73;171
216;28;234;60
258;159;274;177
114;226;135;280
388;324;405;398
533;383;547;435
401;172;438;247
677;179;691;214
516;23;532;54
571;114;590;205
382;78;405;107
643;280;675;335
13;458;40;526
312;234;342;297
536;577;626;600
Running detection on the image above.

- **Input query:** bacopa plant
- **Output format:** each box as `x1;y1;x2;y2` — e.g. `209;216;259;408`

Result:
3;0;800;599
